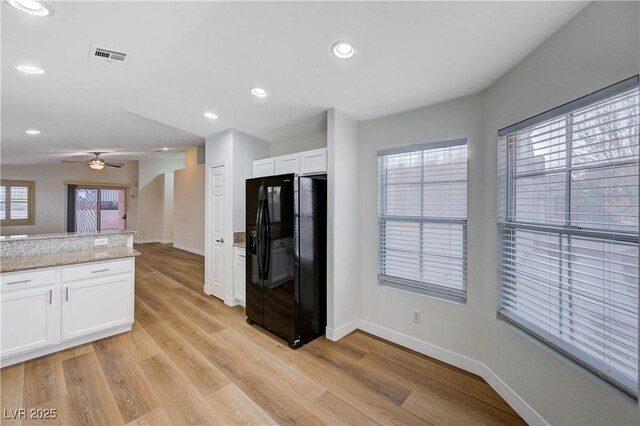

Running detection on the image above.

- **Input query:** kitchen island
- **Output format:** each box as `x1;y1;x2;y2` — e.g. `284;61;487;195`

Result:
0;230;139;367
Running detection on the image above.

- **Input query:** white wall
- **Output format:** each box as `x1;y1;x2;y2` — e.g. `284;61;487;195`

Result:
232;130;270;232
204;129;269;302
205;130;235;303
269;131;327;157
356;2;640;425
358;93;485;356
174;147;205;255
0;162;138;236
161;173;174;243
326;109;360;338
137;157;184;242
480;2;640;424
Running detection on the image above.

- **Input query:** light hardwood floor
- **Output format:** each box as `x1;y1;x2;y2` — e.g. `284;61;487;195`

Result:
1;243;526;425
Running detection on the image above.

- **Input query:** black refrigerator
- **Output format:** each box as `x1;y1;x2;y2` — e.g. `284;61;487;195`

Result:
245;173;327;348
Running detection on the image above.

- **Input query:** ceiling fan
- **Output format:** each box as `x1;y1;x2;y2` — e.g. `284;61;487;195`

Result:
62;152;124;170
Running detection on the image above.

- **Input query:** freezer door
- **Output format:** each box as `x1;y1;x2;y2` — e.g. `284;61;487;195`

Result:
298;176;327;342
261;174;296;342
245;177;264;325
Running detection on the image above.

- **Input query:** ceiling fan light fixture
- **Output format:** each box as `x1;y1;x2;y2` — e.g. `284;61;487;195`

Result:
89;158;105;170
8;0;52;16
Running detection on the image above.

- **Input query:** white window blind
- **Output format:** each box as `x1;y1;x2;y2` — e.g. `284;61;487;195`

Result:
498;76;639;396
378;139;467;303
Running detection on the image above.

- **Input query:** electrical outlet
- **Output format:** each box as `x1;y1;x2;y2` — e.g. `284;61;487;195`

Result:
94;238;108;246
412;310;421;324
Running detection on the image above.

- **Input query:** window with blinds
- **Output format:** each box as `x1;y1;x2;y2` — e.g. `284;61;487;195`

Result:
378;139;467;303
498;76;639;396
0;180;35;226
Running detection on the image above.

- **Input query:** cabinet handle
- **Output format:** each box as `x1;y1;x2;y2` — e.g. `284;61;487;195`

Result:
238;254;245;258
92;269;110;274
49;289;52;305
66;287;69;301
7;279;31;285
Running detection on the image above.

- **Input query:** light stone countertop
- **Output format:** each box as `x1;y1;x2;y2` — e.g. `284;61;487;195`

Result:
0;229;136;242
233;241;246;248
1;247;141;273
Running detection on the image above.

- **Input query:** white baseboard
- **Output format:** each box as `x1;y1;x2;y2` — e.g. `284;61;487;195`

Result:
356;320;547;426
172;243;205;256
326;318;360;341
135;239;174;244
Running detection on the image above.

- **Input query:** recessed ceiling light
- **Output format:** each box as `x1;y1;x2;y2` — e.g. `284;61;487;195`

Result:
331;41;357;59
155;147;170;152
25;129;41;135
17;65;45;74
250;87;268;98
204;112;219;120
8;0;52;16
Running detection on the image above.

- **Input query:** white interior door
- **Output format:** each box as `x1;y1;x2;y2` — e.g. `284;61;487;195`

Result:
209;165;226;300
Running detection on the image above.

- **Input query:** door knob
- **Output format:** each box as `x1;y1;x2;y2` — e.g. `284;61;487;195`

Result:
216;238;224;243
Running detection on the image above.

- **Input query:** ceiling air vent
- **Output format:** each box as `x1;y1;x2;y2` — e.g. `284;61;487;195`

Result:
89;45;128;63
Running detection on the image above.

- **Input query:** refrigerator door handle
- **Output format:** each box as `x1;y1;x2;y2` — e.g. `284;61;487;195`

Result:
256;199;263;280
260;199;268;278
263;199;271;278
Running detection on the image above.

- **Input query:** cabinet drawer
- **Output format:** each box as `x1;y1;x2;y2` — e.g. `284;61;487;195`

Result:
62;258;133;282
1;269;57;292
234;247;246;262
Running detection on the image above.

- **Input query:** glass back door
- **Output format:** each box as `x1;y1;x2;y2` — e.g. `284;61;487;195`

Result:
68;186;127;232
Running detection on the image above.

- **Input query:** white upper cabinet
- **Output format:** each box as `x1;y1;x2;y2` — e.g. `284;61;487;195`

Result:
300;148;327;175
253;148;327;177
253;158;275;177
274;154;300;175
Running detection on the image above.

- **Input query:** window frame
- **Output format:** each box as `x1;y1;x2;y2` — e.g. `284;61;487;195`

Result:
377;138;468;303
0;179;36;226
497;75;640;397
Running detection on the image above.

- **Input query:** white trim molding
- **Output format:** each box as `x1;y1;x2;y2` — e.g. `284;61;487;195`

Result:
172;243;205;256
135;239;174;245
326;318;360;341
352;320;548;426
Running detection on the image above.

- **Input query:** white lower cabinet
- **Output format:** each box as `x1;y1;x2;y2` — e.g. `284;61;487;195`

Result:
62;275;133;341
0;257;135;367
0;285;58;358
233;247;246;305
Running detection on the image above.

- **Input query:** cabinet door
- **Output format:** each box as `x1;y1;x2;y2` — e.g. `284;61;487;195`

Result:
275;154;300;175
253;158;275;177
234;258;246;305
300;148;327;175
62;275;133;341
0;286;58;358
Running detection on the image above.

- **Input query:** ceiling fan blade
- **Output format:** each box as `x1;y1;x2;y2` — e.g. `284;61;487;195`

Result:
105;163;124;168
61;160;88;164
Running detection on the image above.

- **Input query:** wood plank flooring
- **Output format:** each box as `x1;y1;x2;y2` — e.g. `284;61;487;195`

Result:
1;243;526;425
